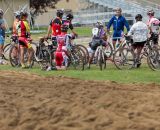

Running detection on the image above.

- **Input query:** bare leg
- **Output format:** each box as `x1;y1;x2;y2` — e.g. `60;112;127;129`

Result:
20;47;25;67
28;47;34;65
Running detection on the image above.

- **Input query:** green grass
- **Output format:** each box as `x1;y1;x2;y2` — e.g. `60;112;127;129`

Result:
1;64;160;84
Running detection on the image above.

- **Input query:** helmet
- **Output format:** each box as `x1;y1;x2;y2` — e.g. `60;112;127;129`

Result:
20;10;28;18
0;9;4;15
96;21;103;29
147;10;155;16
61;24;68;32
14;11;20;18
135;14;143;20
66;13;74;20
57;10;64;18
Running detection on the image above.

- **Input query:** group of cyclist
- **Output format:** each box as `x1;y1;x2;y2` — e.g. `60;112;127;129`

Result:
0;7;159;70
89;8;160;68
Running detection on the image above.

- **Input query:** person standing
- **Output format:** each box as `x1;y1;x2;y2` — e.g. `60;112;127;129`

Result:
107;8;130;49
47;10;64;46
147;10;160;45
128;14;148;68
0;9;6;64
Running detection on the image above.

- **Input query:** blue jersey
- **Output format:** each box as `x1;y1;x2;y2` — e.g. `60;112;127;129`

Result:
0;19;5;37
107;15;130;32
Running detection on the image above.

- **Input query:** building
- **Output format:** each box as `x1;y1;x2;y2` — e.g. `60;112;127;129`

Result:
0;0;29;28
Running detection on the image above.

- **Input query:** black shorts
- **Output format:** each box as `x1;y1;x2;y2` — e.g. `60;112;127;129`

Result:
132;41;146;48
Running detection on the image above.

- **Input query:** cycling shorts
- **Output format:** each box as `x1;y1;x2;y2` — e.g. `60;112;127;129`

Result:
18;37;32;49
113;31;123;41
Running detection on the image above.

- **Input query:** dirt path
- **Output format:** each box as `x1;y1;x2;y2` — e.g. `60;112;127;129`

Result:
0;71;160;130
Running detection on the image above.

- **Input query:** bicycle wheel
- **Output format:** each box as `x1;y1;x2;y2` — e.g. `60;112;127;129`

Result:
147;48;160;71
105;42;113;58
38;47;53;69
9;45;20;67
97;49;106;71
113;48;135;70
76;44;89;64
70;47;84;70
3;43;11;60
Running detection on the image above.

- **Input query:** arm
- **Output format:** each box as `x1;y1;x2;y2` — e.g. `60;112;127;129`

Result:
47;25;52;37
128;24;135;36
47;20;53;37
69;22;78;37
124;17;130;32
107;16;114;30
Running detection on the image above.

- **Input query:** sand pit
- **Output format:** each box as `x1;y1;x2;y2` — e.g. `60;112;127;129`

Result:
0;71;160;130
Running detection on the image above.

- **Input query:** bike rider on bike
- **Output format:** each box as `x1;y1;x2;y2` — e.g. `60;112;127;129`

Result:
107;7;130;49
88;22;108;68
0;9;6;65
46;10;64;46
55;24;75;70
147;10;160;45
17;10;34;68
128;14;148;68
62;13;78;37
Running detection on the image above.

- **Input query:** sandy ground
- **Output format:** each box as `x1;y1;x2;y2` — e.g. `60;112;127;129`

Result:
1;71;160;130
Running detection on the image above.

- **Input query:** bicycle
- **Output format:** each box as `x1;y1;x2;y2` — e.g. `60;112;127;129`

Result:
113;35;159;70
9;38;35;68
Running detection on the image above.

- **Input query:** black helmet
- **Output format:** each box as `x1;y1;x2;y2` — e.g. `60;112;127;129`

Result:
61;24;68;32
57;10;64;18
135;14;143;20
66;13;74;20
20;10;28;18
147;10;155;16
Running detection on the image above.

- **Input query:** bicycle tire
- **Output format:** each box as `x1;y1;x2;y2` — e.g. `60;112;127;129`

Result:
3;43;11;60
147;48;160;71
113;48;135;70
76;44;89;64
69;47;84;70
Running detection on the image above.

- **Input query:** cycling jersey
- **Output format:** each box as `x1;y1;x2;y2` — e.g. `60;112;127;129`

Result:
107;15;130;32
50;17;62;36
128;21;148;43
17;20;30;38
147;17;160;34
62;19;74;30
17;20;32;48
0;19;5;37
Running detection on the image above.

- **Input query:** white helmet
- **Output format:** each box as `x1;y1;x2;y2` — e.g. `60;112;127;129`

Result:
14;11;20;17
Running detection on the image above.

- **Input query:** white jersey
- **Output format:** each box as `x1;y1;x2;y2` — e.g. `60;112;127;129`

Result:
128;21;148;43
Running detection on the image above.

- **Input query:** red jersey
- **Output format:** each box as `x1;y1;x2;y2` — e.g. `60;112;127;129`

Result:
50;17;62;36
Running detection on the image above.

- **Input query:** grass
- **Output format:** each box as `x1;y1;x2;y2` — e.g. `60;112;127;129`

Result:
1;63;160;84
31;26;92;40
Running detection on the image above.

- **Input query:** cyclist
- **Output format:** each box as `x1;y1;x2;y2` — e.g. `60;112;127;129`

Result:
62;13;78;37
12;11;20;42
47;10;64;46
0;9;6;65
107;7;130;49
128;14;148;68
55;24;75;70
147;10;160;45
88;22;107;68
17;10;34;68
